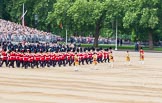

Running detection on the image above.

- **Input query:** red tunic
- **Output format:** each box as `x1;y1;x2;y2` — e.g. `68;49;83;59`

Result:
45;53;50;61
88;52;93;59
40;54;45;61
9;52;16;61
71;52;75;60
104;51;108;59
67;53;71;60
34;54;40;61
51;53;56;60
23;54;29;62
55;54;60;61
61;53;66;60
1;51;8;60
29;54;34;62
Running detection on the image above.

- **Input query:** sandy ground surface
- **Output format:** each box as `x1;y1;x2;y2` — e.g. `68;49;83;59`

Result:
0;51;162;103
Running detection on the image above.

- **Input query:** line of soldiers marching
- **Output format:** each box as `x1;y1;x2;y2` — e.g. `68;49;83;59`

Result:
0;48;110;69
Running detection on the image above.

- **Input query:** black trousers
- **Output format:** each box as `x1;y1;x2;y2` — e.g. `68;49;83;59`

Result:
8;60;15;68
23;61;29;69
62;59;66;66
66;59;72;66
58;60;62;67
34;60;39;68
52;60;56;67
79;59;84;65
16;60;20;68
45;60;51;67
84;58;89;64
0;60;8;67
30;61;34;68
40;61;45;67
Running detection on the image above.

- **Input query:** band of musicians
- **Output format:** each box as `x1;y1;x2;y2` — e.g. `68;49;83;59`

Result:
0;45;110;69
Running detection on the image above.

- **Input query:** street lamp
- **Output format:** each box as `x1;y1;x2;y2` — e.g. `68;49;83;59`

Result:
66;27;68;46
115;19;118;50
34;14;38;28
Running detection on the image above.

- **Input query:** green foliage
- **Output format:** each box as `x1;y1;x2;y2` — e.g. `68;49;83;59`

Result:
131;29;136;42
1;0;162;49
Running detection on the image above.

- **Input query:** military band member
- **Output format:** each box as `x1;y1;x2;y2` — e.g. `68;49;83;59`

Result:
34;51;40;68
125;51;131;65
23;51;29;69
40;52;45;68
109;51;114;68
45;51;51;67
84;50;89;64
29;52;34;68
66;51;72;66
0;49;8;67
51;52;56;67
93;52;98;65
88;50;93;64
15;49;21;68
139;47;144;64
8;50;16;68
74;52;79;71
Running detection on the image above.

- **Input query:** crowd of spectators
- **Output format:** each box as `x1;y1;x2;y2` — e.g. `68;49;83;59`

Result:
0;19;60;43
69;36;126;45
0;19;134;46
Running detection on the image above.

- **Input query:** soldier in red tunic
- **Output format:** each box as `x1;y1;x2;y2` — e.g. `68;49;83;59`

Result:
103;49;109;63
29;52;34;68
51;52;56;67
8;50;16;68
66;50;72;66
40;52;45;68
61;52;66;66
45;51;51;67
34;52;40;68
19;50;24;68
15;49;21;68
88;49;93;64
57;52;62;67
55;52;60;67
84;50;89;64
70;50;75;66
0;49;8;67
139;47;144;64
23;50;30;69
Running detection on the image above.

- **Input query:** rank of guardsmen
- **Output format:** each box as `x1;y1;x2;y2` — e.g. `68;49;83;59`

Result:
0;47;111;69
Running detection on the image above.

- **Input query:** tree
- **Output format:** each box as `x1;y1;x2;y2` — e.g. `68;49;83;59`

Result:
48;0;124;47
123;0;160;49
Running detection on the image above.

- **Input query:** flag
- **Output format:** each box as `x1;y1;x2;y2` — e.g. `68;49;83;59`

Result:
20;10;27;20
59;21;63;29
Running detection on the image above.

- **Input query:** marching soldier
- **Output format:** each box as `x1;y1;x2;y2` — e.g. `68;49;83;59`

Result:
45;51;51;67
34;51;40;68
40;51;45;68
103;49;109;63
61;52;66;66
83;50;89;64
66;50;72;66
23;51;29;69
139;47;144;64
93;52;98;65
125;50;131;65
8;50;16;68
29;51;34;68
15;49;21;68
74;52;79;71
88;50;93;64
70;50;75;66
0;49;8;67
109;51;114;68
51;52;56;67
